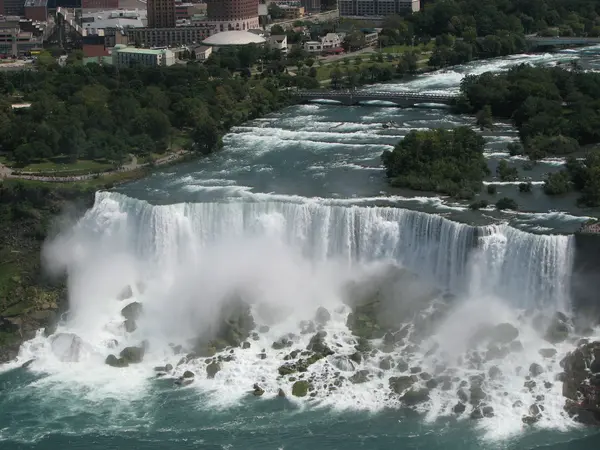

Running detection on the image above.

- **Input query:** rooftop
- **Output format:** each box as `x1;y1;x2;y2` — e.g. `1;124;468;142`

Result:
81;9;146;30
114;46;170;55
203;30;266;46
24;0;48;7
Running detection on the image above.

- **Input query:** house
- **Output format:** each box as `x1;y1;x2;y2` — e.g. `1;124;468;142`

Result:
268;34;288;54
303;33;342;53
193;45;212;61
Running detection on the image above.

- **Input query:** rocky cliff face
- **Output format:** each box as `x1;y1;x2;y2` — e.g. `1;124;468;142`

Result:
571;223;600;325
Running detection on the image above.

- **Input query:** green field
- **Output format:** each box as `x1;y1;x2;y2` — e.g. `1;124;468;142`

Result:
6;157;115;174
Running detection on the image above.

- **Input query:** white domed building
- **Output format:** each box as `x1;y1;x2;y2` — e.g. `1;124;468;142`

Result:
202;30;266;49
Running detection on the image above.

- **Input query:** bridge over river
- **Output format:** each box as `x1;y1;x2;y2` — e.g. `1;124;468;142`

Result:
293;90;458;108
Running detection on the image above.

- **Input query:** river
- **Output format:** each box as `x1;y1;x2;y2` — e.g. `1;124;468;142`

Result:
1;47;599;450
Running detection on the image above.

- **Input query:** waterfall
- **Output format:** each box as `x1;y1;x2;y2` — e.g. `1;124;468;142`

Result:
62;191;574;311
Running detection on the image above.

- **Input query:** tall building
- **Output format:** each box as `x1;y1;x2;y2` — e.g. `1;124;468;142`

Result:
147;0;176;28
205;0;259;32
339;0;420;17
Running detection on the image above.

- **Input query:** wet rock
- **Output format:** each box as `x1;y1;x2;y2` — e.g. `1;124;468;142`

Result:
453;402;466;414
278;388;286;397
292;380;311;397
396;359;409;372
419;372;432;381
485;344;510;361
457;388;469;403
425;378;438;389
524;380;537;390
401;388;430;405
539;348;557;358
117;285;133;301
529;363;544;377
490;323;519;344
50;333;84;362
513;400;523;408
544;381;553;389
183;370;194;379
469;385;486;405
242;342;251;349
315;307;331;326
307;331;334;356
379;356;394;370
509;340;524;352
389;376;415;394
488;366;502;380
349;352;362;364
354;337;372;353
300;321;316;335
121;302;143;321
545;312;570;344
124;319;137;333
206;362;221;379
120;345;145;364
105;354;128;367
410;366;421;374
470;408;484;419
349;370;370;384
272;337;293;350
529;404;541;416
252;383;265;396
259;325;270;333
482;406;494;417
522;415;539;425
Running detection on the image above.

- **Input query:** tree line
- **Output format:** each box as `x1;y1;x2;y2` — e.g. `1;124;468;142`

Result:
458;64;600;207
0;55;298;168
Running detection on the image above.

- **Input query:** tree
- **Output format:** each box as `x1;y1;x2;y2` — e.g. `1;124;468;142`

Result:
496;197;518;210
342;32;367;52
496;160;518;181
192;119;221;155
476;105;493;130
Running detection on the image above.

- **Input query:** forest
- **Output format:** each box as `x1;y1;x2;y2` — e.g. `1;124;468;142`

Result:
0;59;300;169
458;65;600;207
381;127;489;199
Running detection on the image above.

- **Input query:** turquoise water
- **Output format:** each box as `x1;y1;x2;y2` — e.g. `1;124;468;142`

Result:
2;49;600;449
1;368;598;450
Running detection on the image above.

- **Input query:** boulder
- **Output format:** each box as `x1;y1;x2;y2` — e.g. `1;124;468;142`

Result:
490;323;519;344
307;331;334;356
331;356;356;372
470;385;486;405
272;337;293;350
124;319;137;333
120;345;145;364
315;307;331;326
300;321;316;335
561;341;600;425
539;348;557;358
401;388;430;405
545;313;570;344
206;362;221;379
121;302;143;321
183;370;194;379
396;359;409;372
105;354;128;367
509;340;524;352
349;352;362;364
277;388;286;397
258;325;270;333
379;356;394;370
349;370;370;384
453;402;466;414
488;366;502;380
242;342;251;349
252;383;265;396
292;380;311;397
529;363;544;377
389;376;415;394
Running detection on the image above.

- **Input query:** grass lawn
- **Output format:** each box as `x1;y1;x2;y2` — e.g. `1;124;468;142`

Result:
7;157;114;174
381;42;435;54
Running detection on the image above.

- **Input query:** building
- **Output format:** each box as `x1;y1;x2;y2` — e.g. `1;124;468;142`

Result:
205;0;259;33
175;2;206;20
147;0;176;28
279;5;304;19
2;0;25;15
112;44;175;67
301;0;320;13
339;0;420;17
81;0;119;9
202;29;266;47
0;20;44;56
81;9;145;48
303;32;342;53
23;0;48;22
128;23;215;47
192;44;211;60
267;34;287;53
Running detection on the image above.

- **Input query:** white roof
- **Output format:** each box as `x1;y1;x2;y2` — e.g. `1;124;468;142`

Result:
203;30;266;46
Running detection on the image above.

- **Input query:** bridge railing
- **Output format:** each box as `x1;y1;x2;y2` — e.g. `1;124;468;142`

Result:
293;90;458;101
